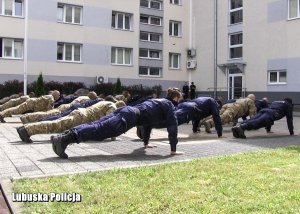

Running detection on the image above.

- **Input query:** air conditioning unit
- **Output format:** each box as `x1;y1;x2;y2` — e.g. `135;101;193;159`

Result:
96;76;108;84
187;60;197;69
187;49;196;57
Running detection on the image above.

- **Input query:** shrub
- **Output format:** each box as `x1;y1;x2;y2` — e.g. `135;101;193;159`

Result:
90;83;114;97
35;73;46;97
114;78;122;95
0;80;23;99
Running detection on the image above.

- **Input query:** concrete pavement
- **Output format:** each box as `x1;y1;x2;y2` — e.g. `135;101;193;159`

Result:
0;115;300;180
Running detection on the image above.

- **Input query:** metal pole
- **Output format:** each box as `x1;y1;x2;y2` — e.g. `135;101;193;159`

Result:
23;0;28;95
188;0;193;85
213;0;218;98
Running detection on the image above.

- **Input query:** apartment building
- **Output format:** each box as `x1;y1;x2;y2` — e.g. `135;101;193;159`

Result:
0;0;300;102
0;0;191;91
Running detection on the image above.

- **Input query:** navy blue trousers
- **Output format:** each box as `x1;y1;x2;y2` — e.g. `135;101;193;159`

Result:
39;103;82;121
242;108;275;130
71;106;138;143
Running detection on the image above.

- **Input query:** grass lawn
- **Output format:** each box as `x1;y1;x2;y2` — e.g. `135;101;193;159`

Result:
13;146;300;214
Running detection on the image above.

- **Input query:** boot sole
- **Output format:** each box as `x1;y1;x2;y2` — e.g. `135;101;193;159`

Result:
232;127;239;138
52;138;68;159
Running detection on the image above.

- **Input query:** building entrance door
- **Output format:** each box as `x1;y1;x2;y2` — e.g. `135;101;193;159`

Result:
228;68;243;99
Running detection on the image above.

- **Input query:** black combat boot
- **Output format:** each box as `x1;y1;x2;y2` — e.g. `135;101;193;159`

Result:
232;124;247;139
51;131;76;159
0;115;6;123
17;126;33;143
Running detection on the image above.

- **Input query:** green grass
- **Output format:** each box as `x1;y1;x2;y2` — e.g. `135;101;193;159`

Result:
13;147;300;214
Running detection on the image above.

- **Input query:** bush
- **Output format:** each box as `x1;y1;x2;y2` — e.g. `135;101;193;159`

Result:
114;78;122;95
35;73;46;97
122;84;162;98
0;80;23;99
90;83;114;97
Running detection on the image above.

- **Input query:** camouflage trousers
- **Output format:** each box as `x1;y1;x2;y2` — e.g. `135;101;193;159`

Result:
25;109;106;136
0;99;53;118
0;96;29;111
20;109;61;124
205;106;239;127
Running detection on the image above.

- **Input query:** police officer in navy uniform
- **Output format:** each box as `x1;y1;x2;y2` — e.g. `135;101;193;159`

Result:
176;97;223;137
182;82;189;100
232;97;294;138
51;88;183;159
189;82;196;100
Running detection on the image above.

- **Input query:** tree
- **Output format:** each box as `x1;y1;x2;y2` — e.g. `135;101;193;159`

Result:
35;72;45;97
114;78;122;95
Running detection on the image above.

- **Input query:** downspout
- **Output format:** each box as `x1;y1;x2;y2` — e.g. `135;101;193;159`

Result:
188;0;193;84
23;0;28;95
213;0;218;98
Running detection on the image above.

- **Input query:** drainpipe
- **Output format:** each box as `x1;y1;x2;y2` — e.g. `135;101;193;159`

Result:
213;0;218;98
23;0;28;95
188;0;193;85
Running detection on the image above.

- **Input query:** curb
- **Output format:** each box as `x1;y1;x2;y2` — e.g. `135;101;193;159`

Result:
0;179;22;214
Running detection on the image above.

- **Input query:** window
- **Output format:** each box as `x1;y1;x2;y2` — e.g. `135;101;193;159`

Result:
140;15;162;26
140;32;162;42
229;33;242;59
0;0;23;16
140;0;162;10
139;49;161;59
112;11;132;30
288;0;300;19
268;70;287;84
229;0;243;24
57;42;82;62
170;0;182;5
57;3;82;24
111;47;132;65
169;53;181;69
169;21;181;37
139;67;161;77
0;38;23;59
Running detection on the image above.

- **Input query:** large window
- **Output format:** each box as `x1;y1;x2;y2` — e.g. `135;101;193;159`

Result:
229;33;243;59
0;0;23;16
229;0;243;24
111;47;132;65
288;0;300;19
0;38;23;59
268;70;287;84
57;43;82;62
170;0;182;5
169;53;181;69
112;11;132;30
139;49;161;59
139;67;161;77
140;15;162;26
57;3;82;24
140;0;162;10
140;32;162;42
169;21;182;37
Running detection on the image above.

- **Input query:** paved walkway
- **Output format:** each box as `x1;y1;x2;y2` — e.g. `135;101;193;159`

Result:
0;115;300;180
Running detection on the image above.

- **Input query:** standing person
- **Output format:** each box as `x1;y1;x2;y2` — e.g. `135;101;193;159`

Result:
232;98;294;138
190;82;196;100
182;82;189;100
51;88;183;159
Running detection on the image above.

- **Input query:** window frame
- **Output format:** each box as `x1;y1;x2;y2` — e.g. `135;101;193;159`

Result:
57;3;83;25
111;47;132;66
288;0;300;19
229;32;243;59
0;38;23;59
229;0;243;25
170;0;182;6
140;0;162;10
268;70;287;85
139;66;161;77
140;14;162;26
57;42;82;63
0;0;23;17
169;20;182;37
140;32;162;43
111;11;133;31
139;48;161;59
169;52;181;69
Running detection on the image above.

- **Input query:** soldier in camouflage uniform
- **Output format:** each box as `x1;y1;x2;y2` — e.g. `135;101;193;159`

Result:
17;100;126;143
0;92;35;111
19;91;97;124
202;94;257;133
0;93;22;105
0;91;60;123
